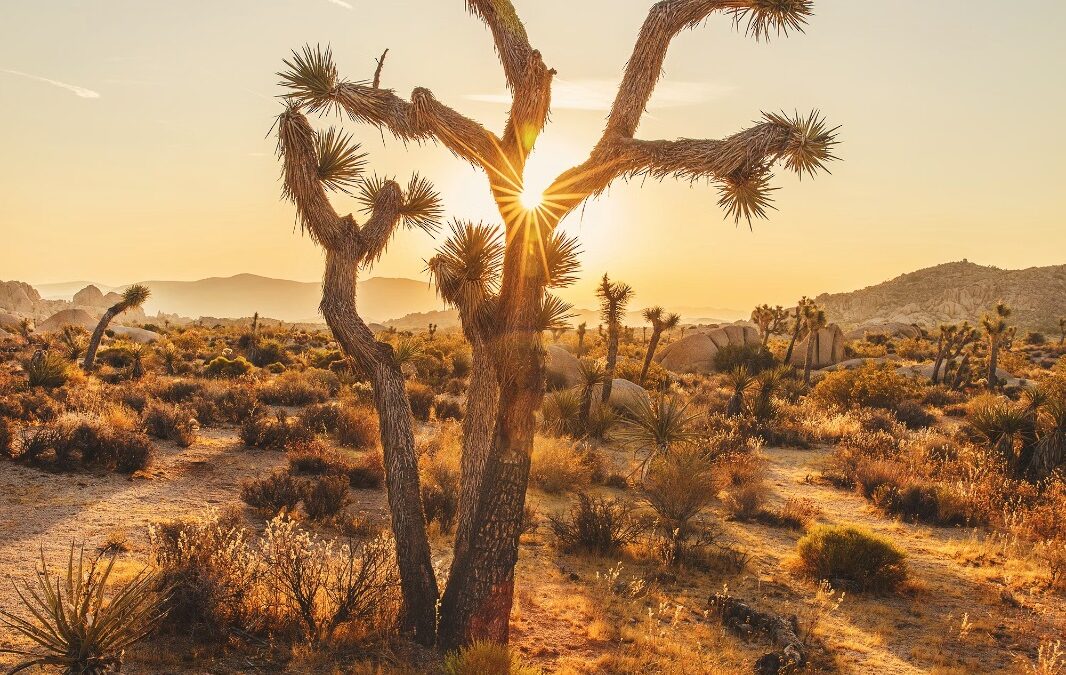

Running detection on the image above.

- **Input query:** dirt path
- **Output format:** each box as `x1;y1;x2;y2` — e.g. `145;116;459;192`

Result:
750;445;1065;674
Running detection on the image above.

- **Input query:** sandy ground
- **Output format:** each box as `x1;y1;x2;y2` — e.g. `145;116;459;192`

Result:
2;436;1063;673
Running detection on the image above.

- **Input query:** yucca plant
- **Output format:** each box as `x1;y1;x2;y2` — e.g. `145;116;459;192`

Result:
616;395;701;475
595;274;634;404
968;398;1034;476
725;365;757;417
577;359;609;430
0;545;166;674
57;326;89;363
24;350;71;389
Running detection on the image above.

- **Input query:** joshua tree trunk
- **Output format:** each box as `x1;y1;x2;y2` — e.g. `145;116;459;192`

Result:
639;329;662;385
602;321;620;403
439;222;546;649
277;109;439;644
987;336;1000;389
784;315;802;365
321;248;438;642
82;306;120;371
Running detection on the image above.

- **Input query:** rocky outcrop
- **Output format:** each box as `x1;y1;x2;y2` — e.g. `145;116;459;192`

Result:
546;344;583;387
0;281;41;315
655;325;761;374
72;285;107;307
591;378;649;413
817;260;1066;333
36;308;98;333
788;324;846;370
0;312;22;330
111;325;161;344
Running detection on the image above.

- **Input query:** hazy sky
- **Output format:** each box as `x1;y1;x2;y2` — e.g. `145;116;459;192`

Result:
2;0;1065;311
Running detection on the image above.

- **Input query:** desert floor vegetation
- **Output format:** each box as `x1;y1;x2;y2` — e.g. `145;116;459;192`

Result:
1;312;1064;674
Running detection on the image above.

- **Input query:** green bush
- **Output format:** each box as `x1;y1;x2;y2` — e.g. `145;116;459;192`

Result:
204;355;253;379
24;351;70;389
714;344;776;374
811;363;923;412
795;525;907;592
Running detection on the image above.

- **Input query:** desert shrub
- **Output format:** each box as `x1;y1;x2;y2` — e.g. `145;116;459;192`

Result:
204;355;253;379
443;641;541;675
142;400;197;447
541;389;583;437
248;338;288;367
530;436;592;494
154;379;205;404
1026;332;1047;346
307;347;344;370
303;474;350;520
406;381;435;422
548;493;650;555
239;411;312;450
811;363;923;413
641;449;717;563
0;543;165;674
892;400;936;429
287;439;350;475
258;370;331;406
449;351;472;379
149;510;261;638
346;451;385;489
298;402;341;434
795;525;907;592
433;397;464;421
921;385;963;408
337;405;379;449
0;418;12;458
716;451;769;520
259;515;398;644
241;471;306;513
419;424;461;531
210;383;259;423
760;497;822;530
24;351;70;388
112;431;155;473
97;345;138;368
714;344;776;374
14;424;63;463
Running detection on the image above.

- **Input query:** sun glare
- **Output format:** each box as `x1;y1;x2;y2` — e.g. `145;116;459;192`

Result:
519;186;545;210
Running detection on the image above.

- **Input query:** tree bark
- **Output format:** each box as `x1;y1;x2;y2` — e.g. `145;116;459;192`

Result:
639;330;662;385
82;306;120;370
321;246;439;644
438;216;546;650
602;319;620;403
987;337;999;389
784;316;802;365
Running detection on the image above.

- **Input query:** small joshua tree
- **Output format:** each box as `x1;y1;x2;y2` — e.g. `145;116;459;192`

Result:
751;304;788;346
596;274;634;403
575;322;588;357
784;296;815;364
801;303;827;386
982;302;1013;389
930;322;977;385
639;306;680;385
428;323;438;341
82;284;150;371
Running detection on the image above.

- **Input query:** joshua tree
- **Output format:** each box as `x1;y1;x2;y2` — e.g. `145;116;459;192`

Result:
801;303;827;386
281;0;838;648
981;302;1013;389
428;323;438;341
82;285;150;371
639;306;680;385
930;322;977;385
596;274;634;403
577;358;609;428
784;296;815;364
276;108;442;643
751;304;788;346
575;322;588;357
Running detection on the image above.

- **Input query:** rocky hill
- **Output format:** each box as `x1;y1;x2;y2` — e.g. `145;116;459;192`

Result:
816;261;1066;333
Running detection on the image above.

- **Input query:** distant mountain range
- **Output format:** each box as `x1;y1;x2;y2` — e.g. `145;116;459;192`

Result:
33;274;445;324
816;260;1066;332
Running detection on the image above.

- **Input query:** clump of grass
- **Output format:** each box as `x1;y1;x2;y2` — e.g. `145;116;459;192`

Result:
549;493;650;555
24;351;70;389
0;544;166;674
530;435;593;494
406;381;435;422
794;525;907;593
258;369;333;406
443;641;542;675
142;399;198;447
239;410;313;450
336;405;379;449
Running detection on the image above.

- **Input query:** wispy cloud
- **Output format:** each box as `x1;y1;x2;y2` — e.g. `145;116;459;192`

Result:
466;77;734;111
325;0;353;8
1;69;100;98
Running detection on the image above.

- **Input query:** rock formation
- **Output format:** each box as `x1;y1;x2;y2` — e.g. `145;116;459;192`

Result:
546;344;583;388
655;325;761;374
788;324;846;370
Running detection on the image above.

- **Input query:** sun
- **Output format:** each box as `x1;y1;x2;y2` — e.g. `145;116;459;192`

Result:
519;186;545;210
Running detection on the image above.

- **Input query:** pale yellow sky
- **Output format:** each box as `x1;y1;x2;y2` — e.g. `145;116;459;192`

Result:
2;0;1065;312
